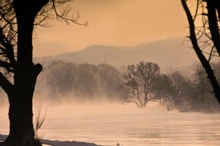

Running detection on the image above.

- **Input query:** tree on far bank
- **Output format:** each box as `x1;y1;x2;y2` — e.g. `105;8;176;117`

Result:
46;61;77;98
153;72;193;111
122;62;160;108
0;0;86;145
169;71;193;111
98;63;123;100
191;63;220;112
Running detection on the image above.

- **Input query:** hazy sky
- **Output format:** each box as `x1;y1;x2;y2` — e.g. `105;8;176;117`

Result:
33;0;191;57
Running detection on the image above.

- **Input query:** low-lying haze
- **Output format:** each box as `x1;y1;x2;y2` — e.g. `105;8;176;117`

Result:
1;101;220;146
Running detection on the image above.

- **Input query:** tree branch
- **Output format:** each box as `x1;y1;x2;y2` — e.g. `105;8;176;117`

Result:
0;72;14;97
0;60;13;72
181;0;220;104
0;27;16;67
51;0;88;26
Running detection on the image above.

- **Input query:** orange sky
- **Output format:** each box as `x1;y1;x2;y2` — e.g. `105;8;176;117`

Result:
33;0;193;57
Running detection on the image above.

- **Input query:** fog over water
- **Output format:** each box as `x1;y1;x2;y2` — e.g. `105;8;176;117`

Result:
1;100;220;146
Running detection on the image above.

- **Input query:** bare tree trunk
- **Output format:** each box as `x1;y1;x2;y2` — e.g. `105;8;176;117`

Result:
4;2;42;144
205;0;220;55
5;92;35;145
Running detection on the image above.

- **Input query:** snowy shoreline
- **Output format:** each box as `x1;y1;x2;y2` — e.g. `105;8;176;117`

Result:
0;134;98;146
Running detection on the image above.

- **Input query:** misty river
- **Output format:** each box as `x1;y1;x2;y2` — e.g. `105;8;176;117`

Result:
1;102;220;146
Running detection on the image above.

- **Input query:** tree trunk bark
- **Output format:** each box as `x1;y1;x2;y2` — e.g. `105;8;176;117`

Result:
5;92;35;145
4;3;42;145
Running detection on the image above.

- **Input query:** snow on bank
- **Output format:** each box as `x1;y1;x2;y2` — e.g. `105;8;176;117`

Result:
0;134;97;146
40;139;97;146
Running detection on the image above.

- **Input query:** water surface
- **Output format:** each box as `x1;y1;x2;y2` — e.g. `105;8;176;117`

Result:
1;103;220;146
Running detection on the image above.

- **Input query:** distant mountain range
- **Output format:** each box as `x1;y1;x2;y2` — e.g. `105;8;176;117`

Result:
34;36;200;73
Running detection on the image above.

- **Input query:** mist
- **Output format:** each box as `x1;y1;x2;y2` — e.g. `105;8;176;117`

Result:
31;101;220;146
1;61;220;145
1;95;220;146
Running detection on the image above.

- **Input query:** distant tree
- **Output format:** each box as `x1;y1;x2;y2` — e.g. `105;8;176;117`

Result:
44;62;124;102
123;62;160;108
152;71;193;111
46;61;77;98
152;74;174;109
169;71;193;111
0;0;86;145
98;63;123;100
152;74;172;99
181;0;220;103
76;63;101;99
192;63;220;112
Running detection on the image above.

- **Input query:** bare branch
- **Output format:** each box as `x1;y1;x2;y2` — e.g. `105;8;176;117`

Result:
181;0;220;103
0;60;13;72
208;46;215;62
0;72;13;96
51;0;88;26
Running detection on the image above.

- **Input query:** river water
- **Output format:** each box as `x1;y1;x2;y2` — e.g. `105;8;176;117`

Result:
1;102;220;146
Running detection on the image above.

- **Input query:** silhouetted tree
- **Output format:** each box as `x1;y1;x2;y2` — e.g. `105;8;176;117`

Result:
192;63;220;112
152;74;174;109
46;61;77;97
181;0;220;103
152;74;171;98
169;71;193;111
123;62;160;108
44;62;124;102
0;0;86;145
77;63;100;99
98;63;123;100
152;71;193;111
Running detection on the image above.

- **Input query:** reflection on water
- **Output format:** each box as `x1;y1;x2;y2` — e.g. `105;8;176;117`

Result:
1;103;220;146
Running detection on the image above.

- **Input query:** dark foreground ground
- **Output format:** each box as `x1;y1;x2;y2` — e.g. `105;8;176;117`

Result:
0;134;98;146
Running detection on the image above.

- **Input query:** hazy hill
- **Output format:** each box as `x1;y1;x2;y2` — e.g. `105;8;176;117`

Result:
35;36;199;73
